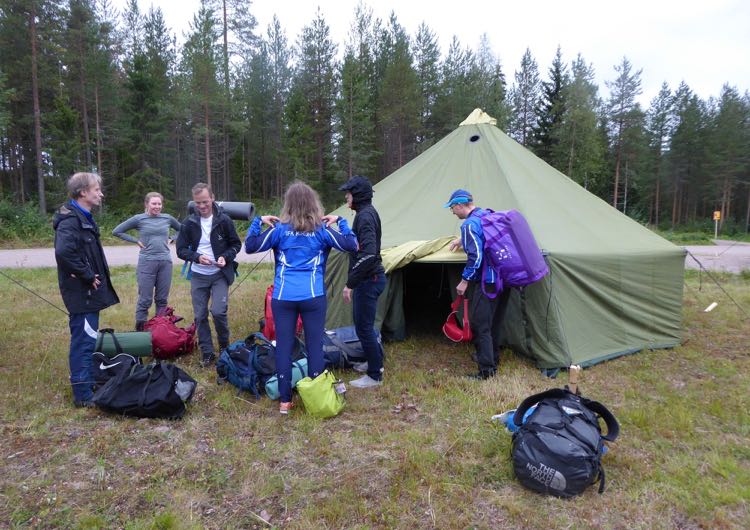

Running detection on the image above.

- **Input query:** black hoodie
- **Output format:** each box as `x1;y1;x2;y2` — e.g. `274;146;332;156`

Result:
339;176;384;289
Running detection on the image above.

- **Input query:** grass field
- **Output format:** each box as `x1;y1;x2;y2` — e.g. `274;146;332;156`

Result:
0;266;748;529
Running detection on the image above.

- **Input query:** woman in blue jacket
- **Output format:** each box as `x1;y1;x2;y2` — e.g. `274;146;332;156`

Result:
245;181;357;414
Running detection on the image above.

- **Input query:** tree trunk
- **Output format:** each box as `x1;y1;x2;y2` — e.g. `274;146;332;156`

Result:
78;32;91;168
204;94;212;188
30;3;45;213
612;121;623;209
671;176;679;229
654;176;661;226
94;82;103;174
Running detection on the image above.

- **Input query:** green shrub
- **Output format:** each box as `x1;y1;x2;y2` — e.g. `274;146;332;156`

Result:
0;199;51;242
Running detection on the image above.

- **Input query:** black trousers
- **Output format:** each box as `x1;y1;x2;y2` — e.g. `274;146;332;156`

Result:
467;282;510;372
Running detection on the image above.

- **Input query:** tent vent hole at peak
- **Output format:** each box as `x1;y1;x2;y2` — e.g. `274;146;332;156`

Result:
469;134;481;143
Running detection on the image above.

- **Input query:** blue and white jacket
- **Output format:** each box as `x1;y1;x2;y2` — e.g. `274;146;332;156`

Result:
460;207;496;284
245;216;358;301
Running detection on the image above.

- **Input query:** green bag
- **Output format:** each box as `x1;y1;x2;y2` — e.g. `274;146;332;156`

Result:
296;370;345;418
95;328;153;357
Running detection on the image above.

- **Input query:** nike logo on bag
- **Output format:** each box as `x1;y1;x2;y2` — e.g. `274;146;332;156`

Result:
99;361;122;370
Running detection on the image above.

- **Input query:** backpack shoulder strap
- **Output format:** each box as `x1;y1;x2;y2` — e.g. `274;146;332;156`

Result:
580;397;620;442
512;388;570;426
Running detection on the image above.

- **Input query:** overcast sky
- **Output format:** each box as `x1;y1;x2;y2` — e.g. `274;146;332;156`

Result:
119;0;750;107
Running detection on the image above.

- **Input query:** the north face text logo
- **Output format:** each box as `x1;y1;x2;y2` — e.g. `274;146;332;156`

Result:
526;462;567;491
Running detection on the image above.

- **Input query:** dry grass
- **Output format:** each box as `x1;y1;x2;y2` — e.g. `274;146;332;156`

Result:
0;266;748;529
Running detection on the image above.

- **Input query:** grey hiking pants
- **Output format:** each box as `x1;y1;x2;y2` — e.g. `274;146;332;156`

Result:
467;282;510;373
136;259;173;322
190;271;230;354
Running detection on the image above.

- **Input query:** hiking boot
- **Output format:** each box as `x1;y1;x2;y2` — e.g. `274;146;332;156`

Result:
74;399;96;409
279;401;294;415
135;320;146;332
349;375;383;388
200;352;216;368
466;369;496;380
351;361;368;373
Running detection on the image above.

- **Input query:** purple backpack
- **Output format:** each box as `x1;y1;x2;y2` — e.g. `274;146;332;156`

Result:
480;209;549;298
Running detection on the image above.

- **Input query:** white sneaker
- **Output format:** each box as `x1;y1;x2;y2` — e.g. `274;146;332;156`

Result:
349;375;383;388
351;361;368;373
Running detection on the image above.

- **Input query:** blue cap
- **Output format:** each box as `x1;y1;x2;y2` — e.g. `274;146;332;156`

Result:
444;189;473;208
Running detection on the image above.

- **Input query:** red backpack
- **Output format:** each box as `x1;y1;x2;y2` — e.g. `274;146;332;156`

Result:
144;307;197;359
261;285;302;340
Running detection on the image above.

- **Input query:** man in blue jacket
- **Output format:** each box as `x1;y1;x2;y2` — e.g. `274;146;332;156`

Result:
446;189;506;380
176;183;241;367
339;175;386;389
54;172;120;407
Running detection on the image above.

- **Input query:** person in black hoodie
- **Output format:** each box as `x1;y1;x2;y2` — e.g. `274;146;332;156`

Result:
176;183;241;367
53;172;120;407
337;176;386;388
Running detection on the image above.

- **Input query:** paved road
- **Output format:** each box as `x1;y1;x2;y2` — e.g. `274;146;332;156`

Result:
683;240;750;274
0;244;273;269
0;240;748;272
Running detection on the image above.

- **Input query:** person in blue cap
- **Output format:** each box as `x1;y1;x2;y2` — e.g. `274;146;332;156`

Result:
445;189;506;379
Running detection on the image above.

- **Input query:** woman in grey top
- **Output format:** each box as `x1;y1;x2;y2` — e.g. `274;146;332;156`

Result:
113;192;182;330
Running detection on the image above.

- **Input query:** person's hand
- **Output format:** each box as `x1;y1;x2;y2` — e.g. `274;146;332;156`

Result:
456;279;468;296
343;286;352;303
261;215;280;227
198;254;214;266
321;214;339;227
216;256;226;268
92;274;102;290
449;238;462;252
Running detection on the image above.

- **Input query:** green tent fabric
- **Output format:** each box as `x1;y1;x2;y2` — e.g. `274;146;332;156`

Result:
324;109;685;369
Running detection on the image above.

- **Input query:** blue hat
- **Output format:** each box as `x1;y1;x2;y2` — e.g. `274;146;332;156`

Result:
444;189;473;208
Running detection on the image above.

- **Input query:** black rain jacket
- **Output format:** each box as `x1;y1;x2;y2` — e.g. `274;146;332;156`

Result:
53;202;120;314
346;179;384;289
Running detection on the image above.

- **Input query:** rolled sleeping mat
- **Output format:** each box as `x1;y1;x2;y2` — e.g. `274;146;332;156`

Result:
186;201;256;221
95;328;153;357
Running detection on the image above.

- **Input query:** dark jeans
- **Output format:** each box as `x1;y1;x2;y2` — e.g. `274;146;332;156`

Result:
272;295;326;403
467;282;510;373
353;273;386;380
136;259;173;321
190;271;230;354
68;312;99;402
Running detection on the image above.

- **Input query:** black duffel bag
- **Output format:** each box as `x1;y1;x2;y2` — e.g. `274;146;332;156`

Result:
322;326;383;370
511;388;619;497
92;362;196;419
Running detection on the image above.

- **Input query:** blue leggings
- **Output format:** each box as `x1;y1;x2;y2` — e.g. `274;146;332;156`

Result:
271;295;326;402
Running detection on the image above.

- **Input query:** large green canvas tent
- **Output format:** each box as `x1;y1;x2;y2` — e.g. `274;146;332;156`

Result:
324;109;685;369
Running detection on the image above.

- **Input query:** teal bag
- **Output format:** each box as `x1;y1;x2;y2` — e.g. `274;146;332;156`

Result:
265;358;308;400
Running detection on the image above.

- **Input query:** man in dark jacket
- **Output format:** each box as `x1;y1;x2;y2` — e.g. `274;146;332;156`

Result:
176;182;241;366
338;175;386;388
53;172;120;407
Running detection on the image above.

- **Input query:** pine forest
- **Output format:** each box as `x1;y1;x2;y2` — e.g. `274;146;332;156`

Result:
1;0;749;233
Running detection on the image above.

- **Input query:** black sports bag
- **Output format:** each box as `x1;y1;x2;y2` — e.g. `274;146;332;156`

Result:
92;362;196;419
511;388;619;497
92;351;141;389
